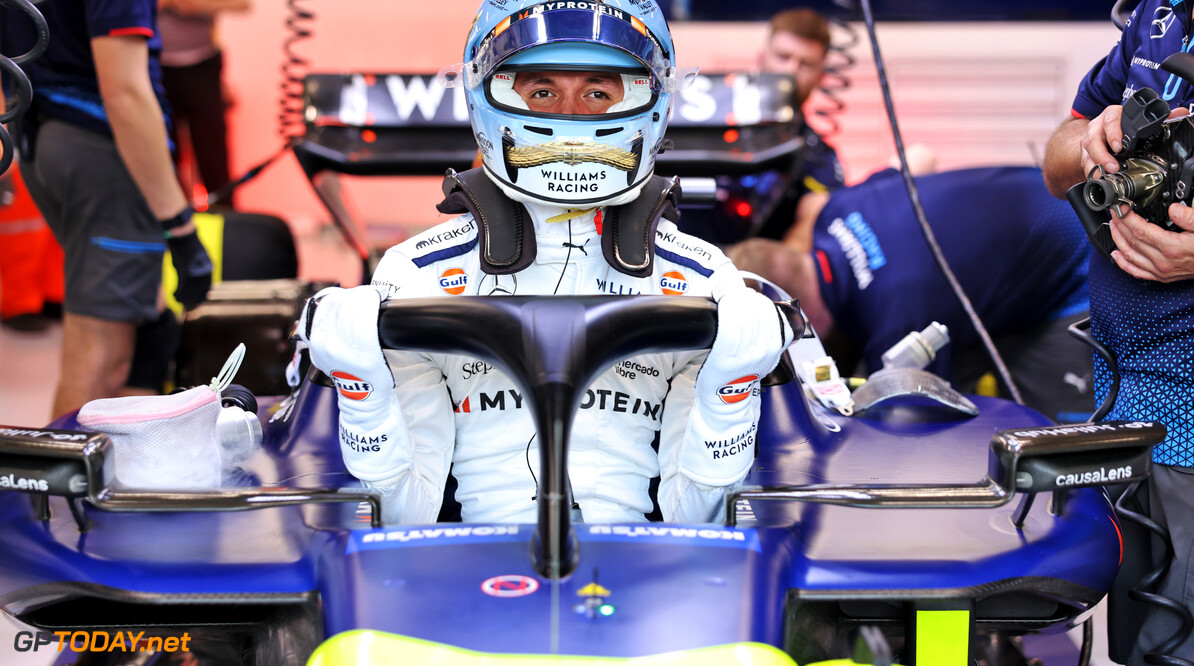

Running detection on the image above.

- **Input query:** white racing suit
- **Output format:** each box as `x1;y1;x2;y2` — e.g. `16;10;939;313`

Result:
346;201;762;524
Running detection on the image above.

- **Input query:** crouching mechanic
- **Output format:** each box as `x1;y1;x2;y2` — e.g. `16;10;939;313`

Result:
296;0;794;525
728;166;1093;423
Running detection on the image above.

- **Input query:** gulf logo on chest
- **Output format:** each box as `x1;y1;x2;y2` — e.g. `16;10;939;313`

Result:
331;371;373;401
660;270;688;296
718;375;759;404
440;267;468;295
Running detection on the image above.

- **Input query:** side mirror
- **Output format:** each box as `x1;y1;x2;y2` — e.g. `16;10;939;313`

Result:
0;425;383;530
989;421;1160;493
728;420;1164;525
0;426;111;498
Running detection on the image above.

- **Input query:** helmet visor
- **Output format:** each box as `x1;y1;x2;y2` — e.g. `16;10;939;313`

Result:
488;69;656;120
467;2;683;93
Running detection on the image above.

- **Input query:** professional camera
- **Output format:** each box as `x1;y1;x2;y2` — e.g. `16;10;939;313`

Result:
1067;52;1194;257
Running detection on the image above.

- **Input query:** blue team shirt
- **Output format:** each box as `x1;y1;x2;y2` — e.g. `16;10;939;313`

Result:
1072;0;1194;466
2;0;167;141
812;166;1090;378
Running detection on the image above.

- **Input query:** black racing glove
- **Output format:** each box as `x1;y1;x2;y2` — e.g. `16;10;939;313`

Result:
161;207;213;309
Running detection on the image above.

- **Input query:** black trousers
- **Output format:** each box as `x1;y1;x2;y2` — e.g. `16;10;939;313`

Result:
161;52;232;206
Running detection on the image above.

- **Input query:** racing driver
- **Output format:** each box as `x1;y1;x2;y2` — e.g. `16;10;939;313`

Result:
297;0;795;525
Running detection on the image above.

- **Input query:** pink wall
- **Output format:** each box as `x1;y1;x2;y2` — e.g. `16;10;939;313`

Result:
215;4;1117;253
218;0;481;238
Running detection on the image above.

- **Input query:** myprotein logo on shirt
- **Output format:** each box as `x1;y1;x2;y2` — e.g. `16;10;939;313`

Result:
456;387;663;421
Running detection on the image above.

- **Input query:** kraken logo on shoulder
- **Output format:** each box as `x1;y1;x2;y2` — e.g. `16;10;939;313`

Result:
506;140;640;171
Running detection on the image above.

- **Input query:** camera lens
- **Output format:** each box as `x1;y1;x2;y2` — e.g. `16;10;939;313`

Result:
1083;179;1117;211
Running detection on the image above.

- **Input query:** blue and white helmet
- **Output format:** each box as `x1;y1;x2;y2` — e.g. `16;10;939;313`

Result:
442;0;694;207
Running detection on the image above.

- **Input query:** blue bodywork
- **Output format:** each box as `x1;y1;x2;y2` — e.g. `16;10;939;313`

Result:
0;357;1124;662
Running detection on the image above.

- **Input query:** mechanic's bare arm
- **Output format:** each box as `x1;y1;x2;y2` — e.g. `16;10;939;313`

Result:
1043;116;1096;199
91;34;191;229
160;0;251;15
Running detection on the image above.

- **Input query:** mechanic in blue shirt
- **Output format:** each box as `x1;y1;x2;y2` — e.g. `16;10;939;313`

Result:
729;166;1094;424
1;0;211;418
1042;1;1194;661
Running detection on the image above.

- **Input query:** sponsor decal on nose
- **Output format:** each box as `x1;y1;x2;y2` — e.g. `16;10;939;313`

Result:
440;267;468;295
331;371;373;401
660;270;688;296
717;375;759;404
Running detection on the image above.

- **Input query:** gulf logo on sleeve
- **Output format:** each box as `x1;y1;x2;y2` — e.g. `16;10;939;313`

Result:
660;270;688;296
440;268;469;295
718;375;759;404
331;371;373;401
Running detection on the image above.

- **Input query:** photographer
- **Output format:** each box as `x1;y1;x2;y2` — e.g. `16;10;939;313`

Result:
753;8;846;241
1042;0;1194;661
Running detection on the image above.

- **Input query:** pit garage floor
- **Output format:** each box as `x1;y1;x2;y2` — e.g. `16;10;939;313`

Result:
0;226;1119;665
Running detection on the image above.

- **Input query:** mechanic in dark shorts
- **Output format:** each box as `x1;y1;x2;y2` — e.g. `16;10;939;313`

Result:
730;165;1094;423
2;0;212;418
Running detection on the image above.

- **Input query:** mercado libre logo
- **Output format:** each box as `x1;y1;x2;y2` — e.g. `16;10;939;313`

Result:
330;372;373;401
440;268;469;295
659;270;688;296
718;375;759;404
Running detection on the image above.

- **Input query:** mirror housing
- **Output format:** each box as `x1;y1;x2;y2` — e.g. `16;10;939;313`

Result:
990;421;1159;493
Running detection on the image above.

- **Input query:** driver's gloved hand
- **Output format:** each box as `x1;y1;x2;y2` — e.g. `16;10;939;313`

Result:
296;286;411;516
295;285;397;413
667;281;797;523
160;207;212;309
695;282;795;407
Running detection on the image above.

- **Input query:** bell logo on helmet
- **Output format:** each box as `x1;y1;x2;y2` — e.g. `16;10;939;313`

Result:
440;268;469;295
331;372;373;401
660;270;688;296
718;375;759;404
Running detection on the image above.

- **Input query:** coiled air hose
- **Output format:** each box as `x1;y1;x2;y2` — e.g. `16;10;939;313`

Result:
0;0;47;176
205;0;314;207
813;0;860;140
